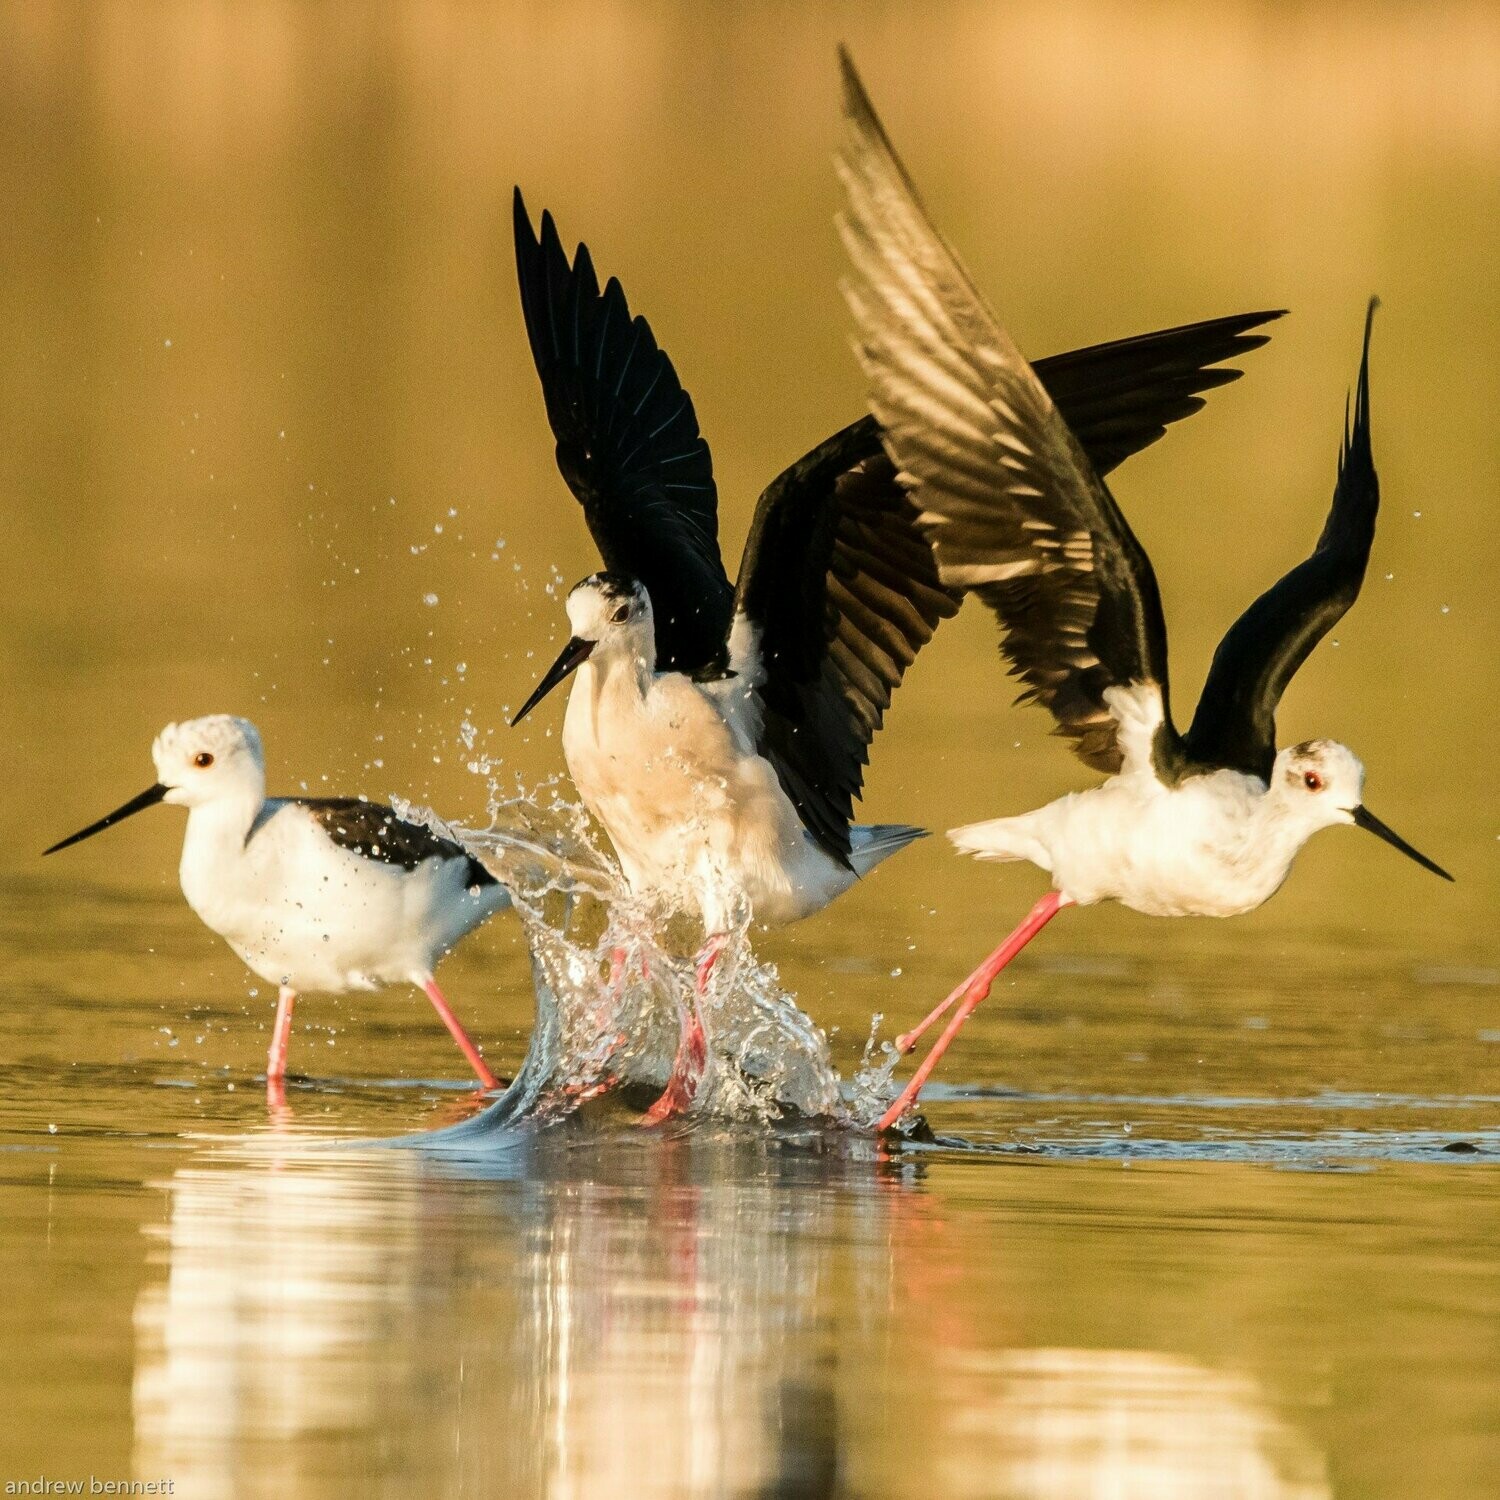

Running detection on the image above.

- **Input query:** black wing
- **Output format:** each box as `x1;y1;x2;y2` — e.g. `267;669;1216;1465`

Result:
735;417;961;864
734;317;1277;863
1183;302;1380;781
1031;311;1284;476
836;49;1180;775
513;190;734;676
297;798;497;889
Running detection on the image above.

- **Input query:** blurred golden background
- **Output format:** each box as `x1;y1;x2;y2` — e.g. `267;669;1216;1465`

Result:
3;4;1495;935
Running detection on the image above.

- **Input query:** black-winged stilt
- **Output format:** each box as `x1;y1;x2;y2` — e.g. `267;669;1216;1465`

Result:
45;715;509;1101
832;54;1453;1130
507;183;1278;1119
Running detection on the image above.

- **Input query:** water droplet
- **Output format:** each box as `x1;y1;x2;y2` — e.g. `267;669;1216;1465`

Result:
423;593;439;607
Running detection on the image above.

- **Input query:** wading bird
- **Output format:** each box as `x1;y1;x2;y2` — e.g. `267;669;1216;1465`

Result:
509;179;1280;1119
833;54;1452;1130
45;716;508;1101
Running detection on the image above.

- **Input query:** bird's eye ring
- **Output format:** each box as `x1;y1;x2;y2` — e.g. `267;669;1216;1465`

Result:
611;605;630;624
194;751;215;769
1303;771;1324;792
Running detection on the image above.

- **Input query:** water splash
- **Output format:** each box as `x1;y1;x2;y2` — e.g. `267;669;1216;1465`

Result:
395;793;856;1133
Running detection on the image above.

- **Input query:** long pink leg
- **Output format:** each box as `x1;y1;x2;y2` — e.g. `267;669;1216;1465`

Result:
893;972;975;1055
878;891;1070;1132
419;976;500;1090
639;934;725;1126
266;986;296;1107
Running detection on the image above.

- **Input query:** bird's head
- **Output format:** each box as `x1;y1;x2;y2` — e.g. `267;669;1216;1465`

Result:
1273;739;1451;881
152;716;266;808
44;714;266;855
511;573;653;725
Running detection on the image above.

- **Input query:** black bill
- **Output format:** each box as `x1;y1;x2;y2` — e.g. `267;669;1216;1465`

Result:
511;636;595;726
44;782;170;855
1352;804;1453;882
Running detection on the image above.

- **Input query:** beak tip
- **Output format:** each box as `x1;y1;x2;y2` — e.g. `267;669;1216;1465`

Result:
1352;804;1452;884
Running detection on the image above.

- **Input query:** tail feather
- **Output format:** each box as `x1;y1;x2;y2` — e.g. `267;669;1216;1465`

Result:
848;822;928;876
949;818;1052;869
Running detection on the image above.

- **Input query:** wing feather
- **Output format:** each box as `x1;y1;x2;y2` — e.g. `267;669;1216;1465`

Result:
513;190;733;675
835;49;1178;775
1183;301;1380;780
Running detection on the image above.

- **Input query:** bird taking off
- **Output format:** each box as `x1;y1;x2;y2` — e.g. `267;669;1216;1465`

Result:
508;172;1281;1121
833;49;1451;1131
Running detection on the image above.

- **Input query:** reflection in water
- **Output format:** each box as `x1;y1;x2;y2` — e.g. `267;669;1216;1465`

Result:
941;1347;1329;1500
131;1127;1329;1499
133;1129;881;1496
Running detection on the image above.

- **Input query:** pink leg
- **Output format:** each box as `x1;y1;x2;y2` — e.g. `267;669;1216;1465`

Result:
419;976;500;1090
266;986;295;1108
894;972;976;1056
607;945;628;991
878;891;1070;1132
639;934;725;1126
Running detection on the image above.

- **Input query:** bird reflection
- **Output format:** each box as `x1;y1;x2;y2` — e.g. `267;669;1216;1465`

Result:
132;1124;895;1497
131;1125;1327;1498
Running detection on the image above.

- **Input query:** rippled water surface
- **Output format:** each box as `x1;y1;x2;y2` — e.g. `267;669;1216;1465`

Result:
2;2;1497;1496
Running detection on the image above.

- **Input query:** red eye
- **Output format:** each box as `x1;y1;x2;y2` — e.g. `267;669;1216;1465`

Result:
194;751;215;769
1303;771;1323;792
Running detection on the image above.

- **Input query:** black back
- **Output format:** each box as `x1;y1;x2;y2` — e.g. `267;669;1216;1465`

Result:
1183;301;1380;780
513;190;734;676
295;798;496;890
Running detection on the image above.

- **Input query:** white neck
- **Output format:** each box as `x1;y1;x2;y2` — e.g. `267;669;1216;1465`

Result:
180;785;266;878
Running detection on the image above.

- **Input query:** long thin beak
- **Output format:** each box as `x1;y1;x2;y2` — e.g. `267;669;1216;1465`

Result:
1352;805;1453;882
44;783;169;855
510;637;594;726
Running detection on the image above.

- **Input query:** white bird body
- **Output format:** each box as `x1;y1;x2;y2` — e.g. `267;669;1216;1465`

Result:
828;51;1450;1129
949;688;1331;919
559;595;899;931
47;714;509;1093
178;794;509;994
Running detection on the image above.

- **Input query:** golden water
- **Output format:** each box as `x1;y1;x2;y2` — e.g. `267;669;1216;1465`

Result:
0;3;1496;1495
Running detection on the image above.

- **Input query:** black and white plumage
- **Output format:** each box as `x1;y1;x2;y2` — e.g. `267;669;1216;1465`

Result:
295;798;496;892
833;51;1451;1128
45;715;508;1094
509;188;1280;931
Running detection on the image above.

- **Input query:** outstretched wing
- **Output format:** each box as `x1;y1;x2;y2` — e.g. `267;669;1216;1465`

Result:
835;48;1180;775
1030;311;1284;477
513;190;733;676
734;417;960;865
736;302;1279;861
1183;302;1380;781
